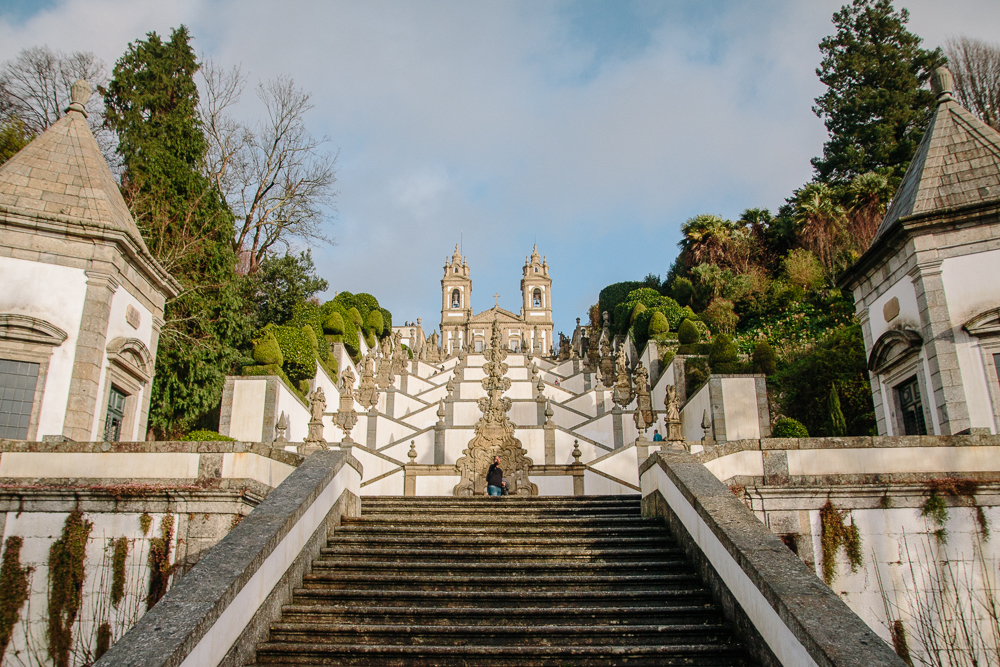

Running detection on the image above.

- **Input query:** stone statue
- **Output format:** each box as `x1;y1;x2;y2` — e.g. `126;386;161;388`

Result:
632;362;653;432
309;387;326;422
339;367;356;403
275;412;288;443
612;345;634;409
334;367;359;446
391;330;408;377
664;384;684;443
357;351;380;410
599;336;615;389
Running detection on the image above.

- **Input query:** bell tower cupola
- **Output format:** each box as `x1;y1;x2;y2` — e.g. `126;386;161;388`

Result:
440;245;472;353
520;244;553;353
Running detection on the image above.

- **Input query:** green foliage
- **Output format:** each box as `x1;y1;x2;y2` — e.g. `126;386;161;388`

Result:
828;382;848;436
628;302;647;326
708;334;738;366
677;343;712;356
771;324;875;436
0;537;32;661
671;277;694;307
364;330;377;350
921;492;948;528
110;537;128;609
263;324;317;384
783;249;826;289
752;341;776;375
772;417;809;438
678;319;701;345
0;118;32;166
323;311;345;335
648;311;670;336
702;298;738;335
179;429;235;441
379;308;392;337
241;363;297;397
48;510;93;667
321;301;360;359
252;330;283;366
244;251;328;329
347;307;363;328
685;357;710;397
302;324;319;352
598;281;645;323
139;513;152;536
812;0;945;184
106;27;251;438
820;499;863;585
147;515;174;610
367;309;384;335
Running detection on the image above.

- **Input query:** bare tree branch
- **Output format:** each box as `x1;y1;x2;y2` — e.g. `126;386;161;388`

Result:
198;64;337;273
944;36;1000;131
0;46;118;167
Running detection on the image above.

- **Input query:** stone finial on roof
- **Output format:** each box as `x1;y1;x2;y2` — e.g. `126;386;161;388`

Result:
67;79;91;117
931;67;954;103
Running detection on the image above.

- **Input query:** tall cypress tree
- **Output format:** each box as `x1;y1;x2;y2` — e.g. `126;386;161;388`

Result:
812;0;944;185
104;27;250;438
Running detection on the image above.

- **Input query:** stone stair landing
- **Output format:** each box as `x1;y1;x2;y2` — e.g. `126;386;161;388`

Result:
250;495;755;666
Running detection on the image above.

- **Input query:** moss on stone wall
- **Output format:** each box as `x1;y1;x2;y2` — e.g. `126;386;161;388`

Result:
0;536;32;661
820;499;862;585
47;510;93;667
146;514;175;610
95;622;112;660
110;537;128;609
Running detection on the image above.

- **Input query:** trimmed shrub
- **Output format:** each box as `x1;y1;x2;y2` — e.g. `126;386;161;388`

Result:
323;311;345;335
365;331;377;350
677;343;712;356
367;309;384;335
629;302;647;326
709;334;738;366
180;430;235;442
678;319;700;345
265;324;317;383
752;341;776;375
599;281;645;321
379;307;393;336
252;330;283;366
648;311;670;336
685;357;710;397
347;307;364;328
302;324;319;352
772;417;809;438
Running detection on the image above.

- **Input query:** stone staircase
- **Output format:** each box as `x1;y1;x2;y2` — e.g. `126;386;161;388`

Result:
250;496;755;666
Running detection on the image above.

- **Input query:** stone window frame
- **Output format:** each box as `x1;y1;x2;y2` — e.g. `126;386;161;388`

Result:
97;337;152;442
878;352;935;436
964;307;1000;431
0;314;68;440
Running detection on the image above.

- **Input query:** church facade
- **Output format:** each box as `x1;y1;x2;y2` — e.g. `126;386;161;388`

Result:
439;244;553;354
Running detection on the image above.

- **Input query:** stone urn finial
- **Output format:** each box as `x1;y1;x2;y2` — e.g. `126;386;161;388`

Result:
67;79;91;117
931;66;954;102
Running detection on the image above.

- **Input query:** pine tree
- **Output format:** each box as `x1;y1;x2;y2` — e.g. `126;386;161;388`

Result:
812;0;944;185
828;381;848;437
104;27;250;438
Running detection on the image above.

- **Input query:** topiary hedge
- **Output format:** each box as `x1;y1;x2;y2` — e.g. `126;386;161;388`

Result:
367;309;384;335
678;319;700;345
648;311;670;336
599;281;645;322
685;357;710;397
752;341;776;375
772;417;809;438
323;311;345;335
252;330;283;366
677;343;712;355
264;323;317;383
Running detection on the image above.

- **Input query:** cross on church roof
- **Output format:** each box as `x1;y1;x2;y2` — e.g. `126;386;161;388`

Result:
493;293;500;307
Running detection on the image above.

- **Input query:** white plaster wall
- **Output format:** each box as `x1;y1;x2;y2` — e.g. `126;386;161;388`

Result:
397;403;439;431
452;401;481;426
360;468;404;495
373;417;419;449
505;382;533;400
703;450;764;482
942;249;1000;328
518;428;545;463
4;510;181;665
574;413;615;449
0;257;88;437
404;373;433;395
554;430;609;464
867;274;922;343
509;401;538;426
229;379;268;442
588;446;639;488
722;378;761;441
583;469;635;495
380;429;434;463
786;446;1000;476
443;429;475;464
559;373;585;394
954;330;997;432
416;383;448;405
274;380;310;443
651;357;678;415
535;476;574;496
549;403;586;429
0;452;201;479
221;452;296;487
681;382;712;442
563;391;598;417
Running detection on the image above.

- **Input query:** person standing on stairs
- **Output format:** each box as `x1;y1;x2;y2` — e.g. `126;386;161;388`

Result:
487;455;506;497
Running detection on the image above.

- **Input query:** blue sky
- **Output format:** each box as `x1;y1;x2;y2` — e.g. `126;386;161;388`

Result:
1;0;999;337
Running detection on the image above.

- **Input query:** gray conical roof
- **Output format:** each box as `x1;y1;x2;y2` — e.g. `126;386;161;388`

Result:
874;68;1000;243
0;83;149;254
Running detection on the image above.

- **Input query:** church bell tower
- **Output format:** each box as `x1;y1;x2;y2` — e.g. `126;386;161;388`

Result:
440;245;471;353
520;245;553;353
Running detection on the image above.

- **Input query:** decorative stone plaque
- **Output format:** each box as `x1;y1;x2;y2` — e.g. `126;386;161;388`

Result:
883;297;900;323
126;305;141;329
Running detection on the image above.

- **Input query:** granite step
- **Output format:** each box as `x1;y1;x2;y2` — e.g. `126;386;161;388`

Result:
250;495;753;667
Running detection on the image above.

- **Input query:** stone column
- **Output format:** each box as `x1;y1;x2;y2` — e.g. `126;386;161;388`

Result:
63;271;118;441
912;259;969;434
611;406;624;449
366;408;378;450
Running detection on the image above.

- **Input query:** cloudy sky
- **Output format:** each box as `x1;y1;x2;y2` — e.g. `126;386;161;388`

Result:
2;1;999;337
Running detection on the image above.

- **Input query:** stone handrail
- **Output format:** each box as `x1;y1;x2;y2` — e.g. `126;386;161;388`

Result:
640;451;905;667
96;449;362;667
